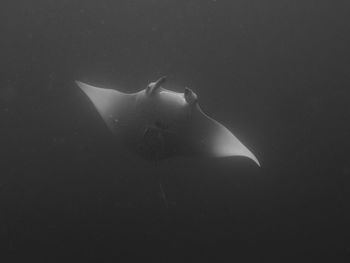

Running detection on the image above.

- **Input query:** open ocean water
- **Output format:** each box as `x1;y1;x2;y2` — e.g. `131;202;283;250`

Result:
0;0;347;262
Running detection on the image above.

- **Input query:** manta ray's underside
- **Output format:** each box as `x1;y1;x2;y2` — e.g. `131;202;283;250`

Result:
76;77;260;166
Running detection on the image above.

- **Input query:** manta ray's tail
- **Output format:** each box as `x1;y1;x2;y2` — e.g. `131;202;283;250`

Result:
159;181;169;209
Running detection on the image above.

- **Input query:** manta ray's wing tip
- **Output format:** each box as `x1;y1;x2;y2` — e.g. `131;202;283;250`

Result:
214;132;261;167
250;154;261;167
237;146;260;167
75;81;97;96
229;149;260;167
75;80;86;89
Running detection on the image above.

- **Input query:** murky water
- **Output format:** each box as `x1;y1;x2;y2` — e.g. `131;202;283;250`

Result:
0;0;347;261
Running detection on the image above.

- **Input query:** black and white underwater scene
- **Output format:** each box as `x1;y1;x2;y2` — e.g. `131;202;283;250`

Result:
0;0;347;262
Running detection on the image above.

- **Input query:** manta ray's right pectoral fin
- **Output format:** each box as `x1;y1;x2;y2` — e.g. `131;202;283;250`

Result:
191;105;260;166
76;81;134;133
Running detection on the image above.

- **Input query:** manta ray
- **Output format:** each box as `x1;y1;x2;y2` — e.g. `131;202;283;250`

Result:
76;77;260;166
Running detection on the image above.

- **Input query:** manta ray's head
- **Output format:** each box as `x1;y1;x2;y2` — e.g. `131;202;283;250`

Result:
184;87;198;105
146;76;167;95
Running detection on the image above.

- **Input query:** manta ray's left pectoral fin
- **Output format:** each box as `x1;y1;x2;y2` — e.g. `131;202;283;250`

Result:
76;81;134;133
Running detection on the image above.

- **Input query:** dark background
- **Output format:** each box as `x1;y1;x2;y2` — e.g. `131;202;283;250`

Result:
0;0;347;262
